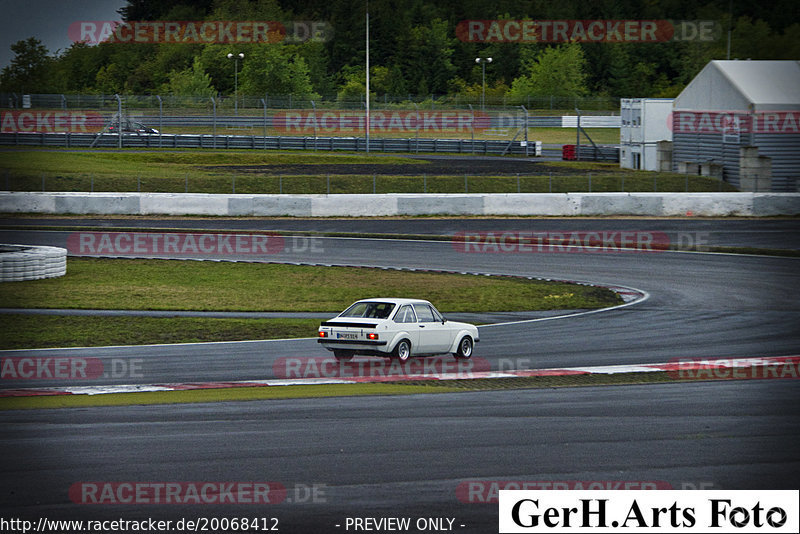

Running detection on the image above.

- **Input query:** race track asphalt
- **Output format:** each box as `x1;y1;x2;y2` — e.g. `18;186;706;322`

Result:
0;218;798;531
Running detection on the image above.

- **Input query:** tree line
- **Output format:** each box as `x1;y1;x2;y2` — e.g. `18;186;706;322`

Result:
1;0;798;102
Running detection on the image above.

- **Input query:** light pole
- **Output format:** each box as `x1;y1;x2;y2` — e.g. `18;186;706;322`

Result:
475;57;492;111
227;52;244;115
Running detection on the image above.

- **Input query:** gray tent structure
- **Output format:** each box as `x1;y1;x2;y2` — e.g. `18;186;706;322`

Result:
672;60;800;191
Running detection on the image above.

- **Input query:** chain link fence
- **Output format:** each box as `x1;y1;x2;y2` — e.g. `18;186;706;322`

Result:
1;93;620;112
1;170;733;195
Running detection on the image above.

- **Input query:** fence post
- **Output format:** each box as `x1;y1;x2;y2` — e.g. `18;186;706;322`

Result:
413;102;420;154
261;98;267;149
114;94;122;149
311;100;317;151
575;107;581;162
521;105;529;157
211;97;216;148
156;95;163;148
468;103;474;155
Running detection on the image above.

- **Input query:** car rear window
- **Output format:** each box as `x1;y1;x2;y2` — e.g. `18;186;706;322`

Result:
340;302;395;319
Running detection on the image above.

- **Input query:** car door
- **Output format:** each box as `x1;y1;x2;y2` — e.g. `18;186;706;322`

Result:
392;304;420;351
413;303;452;353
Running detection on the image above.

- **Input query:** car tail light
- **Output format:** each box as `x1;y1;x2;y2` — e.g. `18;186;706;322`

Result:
319;331;328;338
367;333;378;340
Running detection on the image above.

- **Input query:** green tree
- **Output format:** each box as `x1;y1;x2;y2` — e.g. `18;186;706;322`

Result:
49;42;104;92
508;43;588;100
94;63;126;94
161;57;216;96
396;18;456;96
238;44;316;97
0;38;54;93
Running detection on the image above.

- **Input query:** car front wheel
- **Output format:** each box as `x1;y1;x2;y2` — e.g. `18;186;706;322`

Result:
393;339;412;362
454;336;473;359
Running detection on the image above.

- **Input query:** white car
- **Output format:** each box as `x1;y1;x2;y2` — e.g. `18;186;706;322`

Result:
318;298;479;361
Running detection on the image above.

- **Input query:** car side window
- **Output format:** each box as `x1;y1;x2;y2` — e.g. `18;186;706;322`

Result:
394;305;416;323
414;304;435;323
429;305;444;322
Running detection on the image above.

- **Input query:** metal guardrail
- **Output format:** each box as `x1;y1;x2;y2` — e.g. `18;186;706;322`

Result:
124;115;570;128
0;132;548;155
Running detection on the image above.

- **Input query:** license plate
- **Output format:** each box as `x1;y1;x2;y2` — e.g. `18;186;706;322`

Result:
337;332;358;340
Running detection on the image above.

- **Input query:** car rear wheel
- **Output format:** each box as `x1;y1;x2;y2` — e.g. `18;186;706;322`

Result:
393;339;412;362
333;350;354;361
454;336;473;359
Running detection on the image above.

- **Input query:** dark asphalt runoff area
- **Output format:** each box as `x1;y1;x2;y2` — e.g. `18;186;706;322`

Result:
0;381;797;532
0;218;799;531
3;216;800;249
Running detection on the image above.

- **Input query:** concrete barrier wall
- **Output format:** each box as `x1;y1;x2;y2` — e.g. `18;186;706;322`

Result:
1;192;798;217
0;244;67;282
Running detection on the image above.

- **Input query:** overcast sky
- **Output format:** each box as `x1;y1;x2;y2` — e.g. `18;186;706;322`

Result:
0;0;128;70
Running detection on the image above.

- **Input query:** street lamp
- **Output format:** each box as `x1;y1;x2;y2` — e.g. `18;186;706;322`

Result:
227;52;244;115
475;57;492;111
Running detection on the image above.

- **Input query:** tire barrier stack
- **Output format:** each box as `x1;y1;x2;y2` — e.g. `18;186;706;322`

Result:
0;245;67;282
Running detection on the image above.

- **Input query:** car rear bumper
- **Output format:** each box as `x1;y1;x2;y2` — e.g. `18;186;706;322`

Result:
317;339;388;347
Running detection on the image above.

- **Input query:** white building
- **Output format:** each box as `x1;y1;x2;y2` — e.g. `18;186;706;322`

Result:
620;98;673;171
672;60;800;191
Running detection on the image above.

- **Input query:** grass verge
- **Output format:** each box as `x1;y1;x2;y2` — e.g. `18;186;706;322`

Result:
0;148;736;193
0;383;462;410
0;315;322;349
0;371;693;411
0;258;621;312
0;258;620;348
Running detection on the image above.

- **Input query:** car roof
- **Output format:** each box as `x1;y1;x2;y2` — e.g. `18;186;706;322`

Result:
353;298;432;306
